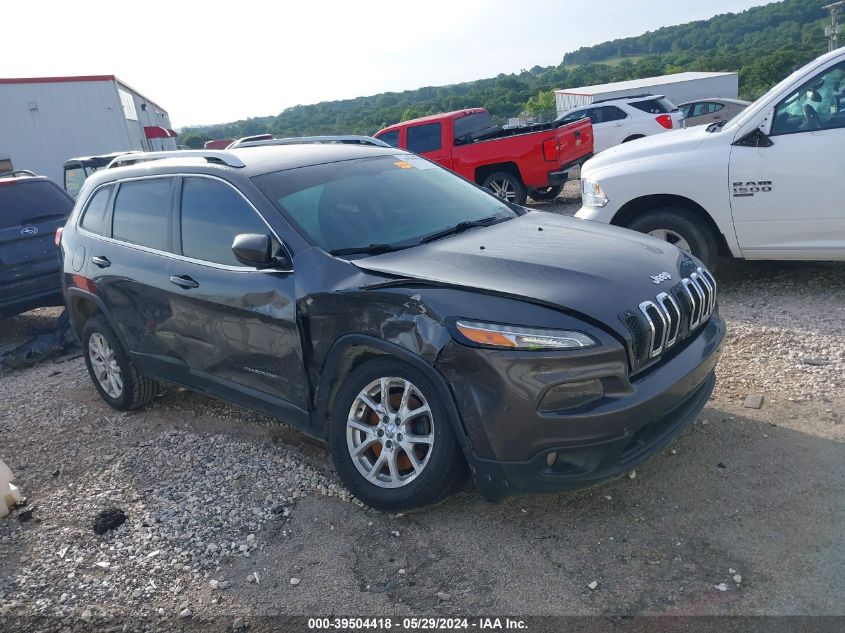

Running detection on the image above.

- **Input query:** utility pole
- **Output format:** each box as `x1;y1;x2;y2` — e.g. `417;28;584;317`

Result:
824;1;845;52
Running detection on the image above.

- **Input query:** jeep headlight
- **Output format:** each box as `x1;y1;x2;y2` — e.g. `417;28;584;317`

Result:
454;320;598;350
581;178;608;208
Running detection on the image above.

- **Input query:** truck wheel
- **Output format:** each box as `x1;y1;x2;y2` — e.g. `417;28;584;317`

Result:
482;172;527;205
81;316;160;411
329;357;465;511
528;186;563;201
627;208;718;268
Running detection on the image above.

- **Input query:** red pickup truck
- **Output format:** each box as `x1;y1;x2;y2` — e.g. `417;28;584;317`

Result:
374;108;594;205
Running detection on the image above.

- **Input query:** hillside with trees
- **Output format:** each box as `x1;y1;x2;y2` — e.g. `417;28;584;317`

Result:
180;0;828;147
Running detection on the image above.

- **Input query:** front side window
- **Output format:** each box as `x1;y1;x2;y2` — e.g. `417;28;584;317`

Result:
253;154;518;254
180;177;269;266
112;178;173;251
406;123;442;153
771;61;845;135
80;186;113;235
378;130;400;148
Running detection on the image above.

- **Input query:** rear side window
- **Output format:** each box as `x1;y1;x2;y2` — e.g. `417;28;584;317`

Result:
407;123;442;153
80;186;113;235
630;98;678;114
112;178;173;251
454;112;494;139
597;106;627;122
692;102;724;116
0;180;74;229
378;130;400;148
180;177;269;266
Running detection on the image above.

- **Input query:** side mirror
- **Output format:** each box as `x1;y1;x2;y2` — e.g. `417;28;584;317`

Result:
231;233;290;269
732;128;773;148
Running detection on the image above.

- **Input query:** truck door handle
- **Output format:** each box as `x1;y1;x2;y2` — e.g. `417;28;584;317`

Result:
91;256;111;268
574;130;581;138
170;275;199;289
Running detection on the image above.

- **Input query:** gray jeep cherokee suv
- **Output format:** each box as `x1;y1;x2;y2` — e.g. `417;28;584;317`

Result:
59;142;725;510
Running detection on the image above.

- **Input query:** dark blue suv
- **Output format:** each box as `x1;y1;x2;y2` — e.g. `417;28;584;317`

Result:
0;171;74;319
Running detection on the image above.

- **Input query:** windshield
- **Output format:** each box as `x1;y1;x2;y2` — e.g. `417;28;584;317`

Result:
253;154;519;254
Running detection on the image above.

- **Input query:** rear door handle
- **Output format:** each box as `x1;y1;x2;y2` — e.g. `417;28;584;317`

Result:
170;275;199;289
91;256;111;268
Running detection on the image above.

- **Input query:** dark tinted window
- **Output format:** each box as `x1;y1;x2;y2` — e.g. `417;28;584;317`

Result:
630;98;677;114
378;130;400;148
112;178;173;251
598;106;627;122
454;112;494;139
180;177;268;266
0;180;74;229
406;123;442;153
556;109;589;125
80;186;112;235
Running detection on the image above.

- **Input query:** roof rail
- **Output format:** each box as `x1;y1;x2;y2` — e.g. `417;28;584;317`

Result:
0;169;37;178
229;135;391;149
106;150;245;170
591;93;663;105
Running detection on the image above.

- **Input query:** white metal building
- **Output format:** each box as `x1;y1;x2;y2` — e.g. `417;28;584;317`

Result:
555;72;739;115
0;75;176;185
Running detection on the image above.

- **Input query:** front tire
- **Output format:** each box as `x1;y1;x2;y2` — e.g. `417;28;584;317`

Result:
626;207;718;267
328;357;465;511
82;317;160;411
482;171;527;205
528;185;563;201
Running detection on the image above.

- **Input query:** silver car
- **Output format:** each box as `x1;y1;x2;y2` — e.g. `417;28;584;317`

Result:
678;98;751;127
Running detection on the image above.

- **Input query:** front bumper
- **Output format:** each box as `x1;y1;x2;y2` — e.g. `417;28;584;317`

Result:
436;313;725;500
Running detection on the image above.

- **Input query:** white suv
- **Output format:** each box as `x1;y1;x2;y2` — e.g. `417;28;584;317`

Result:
556;95;685;154
576;48;845;267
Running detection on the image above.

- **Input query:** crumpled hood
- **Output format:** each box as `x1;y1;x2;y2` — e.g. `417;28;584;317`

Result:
354;213;696;338
584;126;711;176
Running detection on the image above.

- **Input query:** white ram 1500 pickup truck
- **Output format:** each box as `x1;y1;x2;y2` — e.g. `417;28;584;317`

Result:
575;48;845;266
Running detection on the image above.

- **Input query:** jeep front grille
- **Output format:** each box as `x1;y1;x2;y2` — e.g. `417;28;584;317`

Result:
626;267;716;368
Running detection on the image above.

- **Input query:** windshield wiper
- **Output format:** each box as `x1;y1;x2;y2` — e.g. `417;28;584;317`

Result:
418;216;503;244
329;243;404;256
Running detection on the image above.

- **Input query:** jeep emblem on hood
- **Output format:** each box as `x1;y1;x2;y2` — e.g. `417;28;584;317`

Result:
650;272;672;284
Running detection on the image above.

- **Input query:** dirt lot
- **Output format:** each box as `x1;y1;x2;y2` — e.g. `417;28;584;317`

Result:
0;189;843;630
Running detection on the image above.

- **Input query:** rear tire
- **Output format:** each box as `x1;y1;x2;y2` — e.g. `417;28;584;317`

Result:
328;357;465;511
626;207;718;268
482;171;527;205
528;185;563;201
81;316;160;411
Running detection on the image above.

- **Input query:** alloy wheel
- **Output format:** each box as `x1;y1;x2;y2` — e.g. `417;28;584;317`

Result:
88;332;123;398
346;377;434;489
488;178;517;202
648;228;692;253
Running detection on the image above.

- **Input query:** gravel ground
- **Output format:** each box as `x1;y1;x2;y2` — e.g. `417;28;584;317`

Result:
0;189;843;630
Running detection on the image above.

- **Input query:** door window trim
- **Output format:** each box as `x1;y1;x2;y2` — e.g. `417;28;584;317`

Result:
76;173;293;273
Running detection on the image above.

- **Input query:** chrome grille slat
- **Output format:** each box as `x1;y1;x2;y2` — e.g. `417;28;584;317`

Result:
628;265;717;371
656;291;681;348
681;278;702;328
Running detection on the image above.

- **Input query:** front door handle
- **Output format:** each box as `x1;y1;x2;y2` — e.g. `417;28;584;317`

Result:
91;256;111;268
170;275;199;289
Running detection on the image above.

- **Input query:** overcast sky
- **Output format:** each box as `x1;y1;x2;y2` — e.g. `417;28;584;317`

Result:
8;0;770;127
